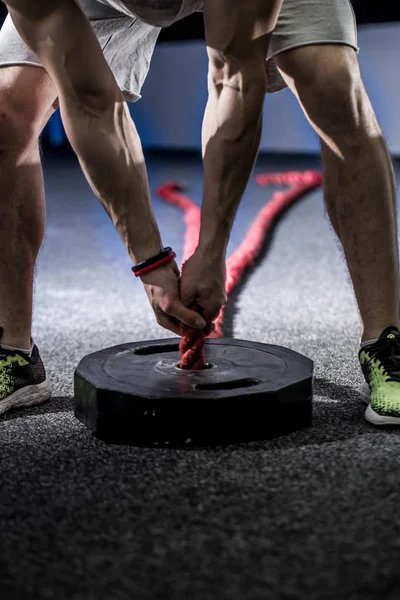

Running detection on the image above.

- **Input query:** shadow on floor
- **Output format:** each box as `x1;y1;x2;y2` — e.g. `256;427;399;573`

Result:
221;187;314;339
0;377;389;453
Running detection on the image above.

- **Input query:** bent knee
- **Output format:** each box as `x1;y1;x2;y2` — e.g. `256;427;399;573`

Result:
0;103;41;154
0;66;56;154
278;46;375;137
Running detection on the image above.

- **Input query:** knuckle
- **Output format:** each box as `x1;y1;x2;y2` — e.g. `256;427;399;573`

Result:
162;298;175;314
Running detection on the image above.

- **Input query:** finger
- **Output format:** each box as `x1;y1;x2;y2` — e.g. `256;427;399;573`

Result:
171;261;180;277
156;312;181;336
179;281;196;308
164;298;207;329
181;291;196;309
198;301;223;323
204;322;215;336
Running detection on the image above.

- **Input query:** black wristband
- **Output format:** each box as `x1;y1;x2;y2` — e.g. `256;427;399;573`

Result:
131;247;174;274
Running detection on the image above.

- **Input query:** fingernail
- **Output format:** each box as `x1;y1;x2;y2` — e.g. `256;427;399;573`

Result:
195;319;205;328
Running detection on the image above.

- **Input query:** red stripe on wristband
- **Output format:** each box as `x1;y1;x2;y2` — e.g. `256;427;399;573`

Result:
133;252;176;277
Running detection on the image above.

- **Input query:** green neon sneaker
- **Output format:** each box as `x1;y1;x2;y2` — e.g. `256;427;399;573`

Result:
359;326;400;425
0;333;52;416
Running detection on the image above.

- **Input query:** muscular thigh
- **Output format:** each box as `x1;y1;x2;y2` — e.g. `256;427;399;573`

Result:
274;44;363;119
274;44;359;92
264;0;358;93
0;65;57;134
7;0;121;112
274;45;375;143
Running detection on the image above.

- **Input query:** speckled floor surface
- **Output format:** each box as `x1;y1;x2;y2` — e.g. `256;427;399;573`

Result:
1;149;400;600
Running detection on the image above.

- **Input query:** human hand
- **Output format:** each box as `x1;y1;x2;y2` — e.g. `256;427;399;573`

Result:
180;250;227;335
141;260;207;336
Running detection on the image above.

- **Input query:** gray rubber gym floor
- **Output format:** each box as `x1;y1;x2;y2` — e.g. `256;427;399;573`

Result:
1;149;400;600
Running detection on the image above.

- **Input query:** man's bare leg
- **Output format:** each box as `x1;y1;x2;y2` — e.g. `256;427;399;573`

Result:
0;65;57;348
276;45;400;342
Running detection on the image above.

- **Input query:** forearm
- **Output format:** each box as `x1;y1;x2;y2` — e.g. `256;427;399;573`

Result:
66;99;163;263
7;0;163;264
198;63;266;256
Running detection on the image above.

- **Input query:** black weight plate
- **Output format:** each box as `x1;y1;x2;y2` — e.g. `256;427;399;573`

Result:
74;338;313;446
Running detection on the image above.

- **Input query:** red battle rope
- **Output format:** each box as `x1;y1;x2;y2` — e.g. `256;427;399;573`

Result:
157;170;322;369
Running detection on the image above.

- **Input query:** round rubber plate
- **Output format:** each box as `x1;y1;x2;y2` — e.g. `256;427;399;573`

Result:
76;338;313;401
74;338;313;446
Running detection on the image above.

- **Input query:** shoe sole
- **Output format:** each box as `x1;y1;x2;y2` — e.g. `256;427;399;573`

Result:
0;379;52;416
360;381;400;426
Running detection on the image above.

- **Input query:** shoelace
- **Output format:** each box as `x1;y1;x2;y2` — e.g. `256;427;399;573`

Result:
368;335;400;382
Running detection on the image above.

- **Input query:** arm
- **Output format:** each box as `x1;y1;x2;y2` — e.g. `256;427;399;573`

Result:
179;0;282;323
6;0;206;335
198;0;282;257
7;0;161;263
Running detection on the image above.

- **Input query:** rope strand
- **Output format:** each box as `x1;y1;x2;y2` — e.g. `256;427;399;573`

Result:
157;170;322;369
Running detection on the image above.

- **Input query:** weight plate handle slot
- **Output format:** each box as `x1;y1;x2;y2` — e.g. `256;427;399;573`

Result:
194;378;261;391
134;344;179;355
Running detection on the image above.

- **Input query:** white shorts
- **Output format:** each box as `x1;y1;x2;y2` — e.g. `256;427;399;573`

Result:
0;0;358;101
